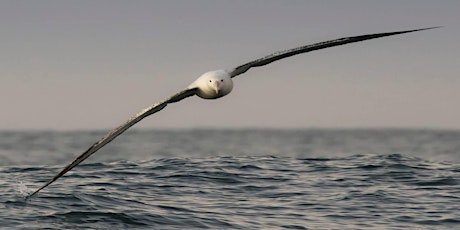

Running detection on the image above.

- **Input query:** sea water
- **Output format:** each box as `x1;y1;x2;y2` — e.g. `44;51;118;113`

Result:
1;129;459;229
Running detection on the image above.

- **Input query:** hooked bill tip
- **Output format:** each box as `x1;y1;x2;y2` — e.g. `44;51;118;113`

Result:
213;81;222;95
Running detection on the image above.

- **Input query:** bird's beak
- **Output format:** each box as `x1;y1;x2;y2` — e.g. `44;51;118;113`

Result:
213;81;221;94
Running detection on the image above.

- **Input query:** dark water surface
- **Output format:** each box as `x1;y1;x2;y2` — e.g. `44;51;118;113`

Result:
1;129;459;229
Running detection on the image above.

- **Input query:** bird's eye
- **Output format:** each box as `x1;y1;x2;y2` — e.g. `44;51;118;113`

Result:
209;80;212;82
220;79;224;82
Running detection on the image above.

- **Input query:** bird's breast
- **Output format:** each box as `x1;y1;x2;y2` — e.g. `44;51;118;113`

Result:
196;87;231;99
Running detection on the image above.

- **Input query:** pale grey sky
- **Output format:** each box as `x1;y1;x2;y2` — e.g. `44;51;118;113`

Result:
1;1;459;130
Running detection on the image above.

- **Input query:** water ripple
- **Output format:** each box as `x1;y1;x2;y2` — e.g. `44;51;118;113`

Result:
2;130;460;229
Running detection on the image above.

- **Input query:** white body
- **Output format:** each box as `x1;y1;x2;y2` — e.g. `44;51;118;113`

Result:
189;70;233;99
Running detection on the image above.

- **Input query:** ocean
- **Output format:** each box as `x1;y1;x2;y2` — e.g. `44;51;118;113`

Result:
1;129;459;229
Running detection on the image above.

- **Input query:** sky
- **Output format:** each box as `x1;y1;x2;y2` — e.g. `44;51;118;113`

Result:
1;0;459;130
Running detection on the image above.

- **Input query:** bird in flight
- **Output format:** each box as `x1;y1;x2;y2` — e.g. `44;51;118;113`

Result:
25;27;438;200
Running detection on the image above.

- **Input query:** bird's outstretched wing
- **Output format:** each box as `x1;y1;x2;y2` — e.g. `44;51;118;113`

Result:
229;27;439;78
25;87;197;200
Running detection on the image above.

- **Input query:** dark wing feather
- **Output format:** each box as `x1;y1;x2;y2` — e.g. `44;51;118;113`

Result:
25;87;197;200
229;27;439;78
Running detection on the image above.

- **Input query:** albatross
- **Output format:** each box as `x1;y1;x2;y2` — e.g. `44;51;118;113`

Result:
25;27;438;200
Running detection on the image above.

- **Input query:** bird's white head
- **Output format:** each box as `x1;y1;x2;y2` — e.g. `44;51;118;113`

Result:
190;70;233;99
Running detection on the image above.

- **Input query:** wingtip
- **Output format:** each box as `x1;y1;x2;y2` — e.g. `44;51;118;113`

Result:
24;195;32;201
24;184;47;201
417;26;443;31
24;191;37;201
390;26;442;36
